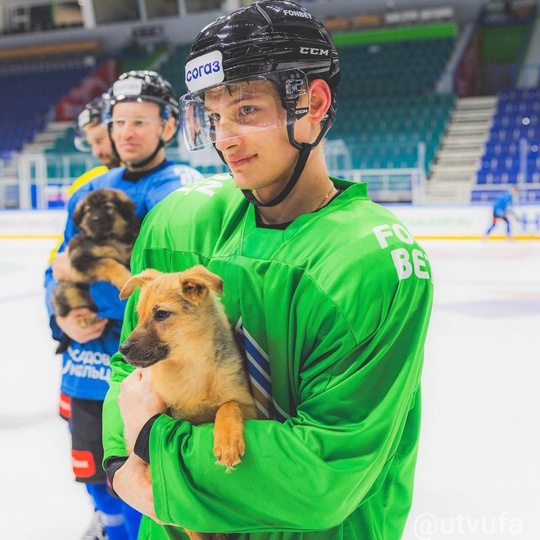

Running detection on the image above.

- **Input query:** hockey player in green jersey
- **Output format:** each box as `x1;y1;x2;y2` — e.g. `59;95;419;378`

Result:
102;1;434;539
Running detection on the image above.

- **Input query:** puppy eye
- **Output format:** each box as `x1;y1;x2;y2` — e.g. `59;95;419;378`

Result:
104;203;116;213
154;309;170;321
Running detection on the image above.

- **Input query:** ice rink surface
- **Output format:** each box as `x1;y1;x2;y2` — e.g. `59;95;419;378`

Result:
1;237;539;539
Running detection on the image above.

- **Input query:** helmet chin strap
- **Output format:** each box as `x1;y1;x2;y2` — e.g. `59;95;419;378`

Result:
218;117;332;208
240;141;311;207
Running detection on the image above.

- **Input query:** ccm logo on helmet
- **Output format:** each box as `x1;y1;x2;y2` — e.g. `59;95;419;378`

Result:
185;50;224;93
299;47;329;56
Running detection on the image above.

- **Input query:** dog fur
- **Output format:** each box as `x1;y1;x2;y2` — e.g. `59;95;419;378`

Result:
51;188;140;328
119;265;257;540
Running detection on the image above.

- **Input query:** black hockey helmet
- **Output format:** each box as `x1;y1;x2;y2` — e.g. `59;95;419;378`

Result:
74;94;108;152
184;0;339;122
181;0;340;207
107;70;179;167
108;70;179;124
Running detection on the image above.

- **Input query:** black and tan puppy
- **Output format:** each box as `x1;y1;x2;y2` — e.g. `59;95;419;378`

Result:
119;265;257;540
60;188;139;288
52;188;140;328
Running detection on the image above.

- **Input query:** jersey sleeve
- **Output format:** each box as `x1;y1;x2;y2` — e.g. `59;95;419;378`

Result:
102;294;139;459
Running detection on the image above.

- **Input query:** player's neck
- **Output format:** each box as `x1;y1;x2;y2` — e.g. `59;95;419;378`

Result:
123;157;166;181
256;157;334;225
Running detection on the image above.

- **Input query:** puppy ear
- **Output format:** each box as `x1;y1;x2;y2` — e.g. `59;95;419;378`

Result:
73;198;86;228
180;265;224;301
119;268;162;299
115;192;137;221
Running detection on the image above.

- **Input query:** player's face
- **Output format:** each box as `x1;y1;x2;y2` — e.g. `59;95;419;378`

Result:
109;101;173;168
85;124;118;168
204;80;301;193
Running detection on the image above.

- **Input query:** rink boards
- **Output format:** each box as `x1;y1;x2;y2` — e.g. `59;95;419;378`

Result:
1;204;539;240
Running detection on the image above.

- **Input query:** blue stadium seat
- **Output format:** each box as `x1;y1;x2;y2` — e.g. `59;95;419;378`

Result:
0;63;93;155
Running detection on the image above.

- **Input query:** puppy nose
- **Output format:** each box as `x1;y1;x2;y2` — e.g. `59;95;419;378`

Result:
119;341;132;357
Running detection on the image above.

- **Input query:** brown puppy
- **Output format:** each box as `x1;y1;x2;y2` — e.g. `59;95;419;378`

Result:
119;265;257;540
52;188;140;331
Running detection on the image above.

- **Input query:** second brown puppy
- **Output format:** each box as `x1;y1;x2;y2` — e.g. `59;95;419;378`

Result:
119;265;257;540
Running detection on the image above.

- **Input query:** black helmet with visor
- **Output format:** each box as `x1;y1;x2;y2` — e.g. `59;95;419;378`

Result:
74;94;108;152
107;70;179;168
180;0;340;207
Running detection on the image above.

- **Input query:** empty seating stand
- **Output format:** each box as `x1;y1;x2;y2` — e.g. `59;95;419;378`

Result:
0;40;99;168
473;88;540;202
326;34;455;176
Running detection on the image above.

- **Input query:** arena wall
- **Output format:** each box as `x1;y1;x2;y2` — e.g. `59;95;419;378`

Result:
1;205;539;240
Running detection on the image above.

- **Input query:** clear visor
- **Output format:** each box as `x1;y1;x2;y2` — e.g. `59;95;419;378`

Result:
180;70;310;151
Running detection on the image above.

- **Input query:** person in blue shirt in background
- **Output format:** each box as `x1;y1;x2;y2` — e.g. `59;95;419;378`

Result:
484;185;520;240
44;70;204;540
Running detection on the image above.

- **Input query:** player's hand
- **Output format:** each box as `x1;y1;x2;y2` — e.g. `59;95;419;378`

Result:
112;454;161;521
52;250;75;282
56;308;108;343
119;368;167;450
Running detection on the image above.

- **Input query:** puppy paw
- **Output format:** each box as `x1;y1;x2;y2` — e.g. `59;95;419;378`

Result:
213;401;246;471
213;434;245;472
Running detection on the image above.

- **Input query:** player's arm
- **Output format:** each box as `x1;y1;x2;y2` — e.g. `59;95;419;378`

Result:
146;301;431;533
105;258;433;533
102;290;139;462
44;186;93;341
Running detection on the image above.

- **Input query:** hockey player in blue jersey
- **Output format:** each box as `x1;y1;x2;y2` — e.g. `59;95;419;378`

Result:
44;70;204;540
485;185;520;240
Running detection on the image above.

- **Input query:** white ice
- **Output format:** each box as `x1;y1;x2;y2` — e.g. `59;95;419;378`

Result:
0;238;539;539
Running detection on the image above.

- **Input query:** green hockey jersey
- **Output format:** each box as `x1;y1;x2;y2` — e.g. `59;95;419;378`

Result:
103;175;434;540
